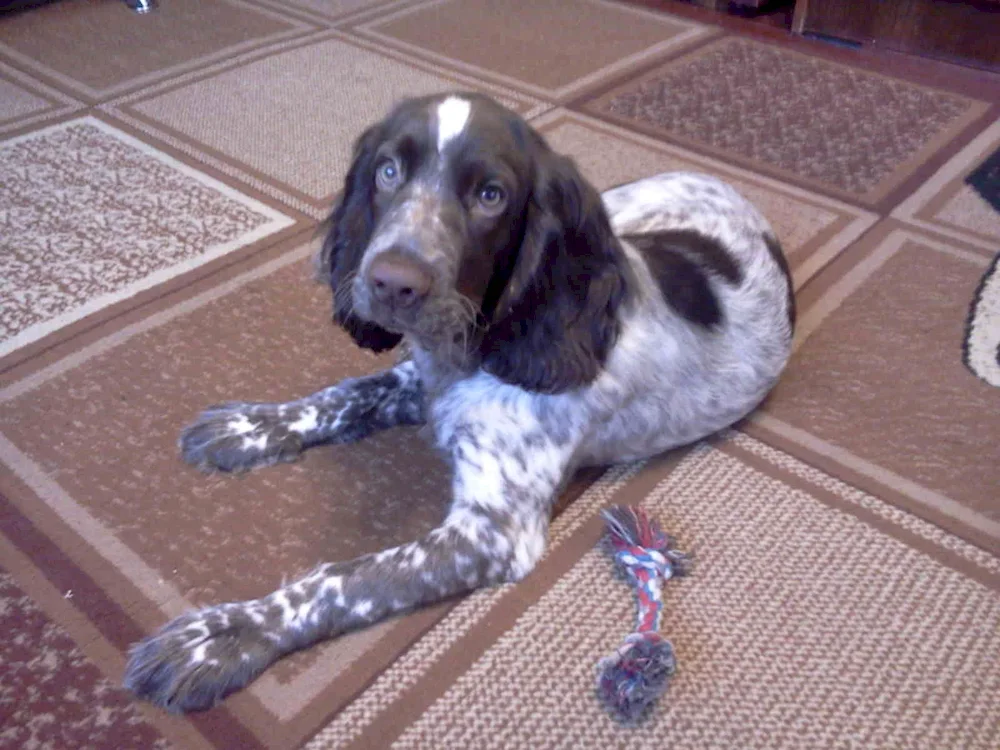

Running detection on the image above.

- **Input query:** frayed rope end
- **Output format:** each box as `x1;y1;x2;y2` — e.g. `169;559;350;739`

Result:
600;505;692;579
596;631;676;722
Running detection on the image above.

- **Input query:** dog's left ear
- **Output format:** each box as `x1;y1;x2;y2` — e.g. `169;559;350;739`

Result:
318;125;403;353
479;152;629;393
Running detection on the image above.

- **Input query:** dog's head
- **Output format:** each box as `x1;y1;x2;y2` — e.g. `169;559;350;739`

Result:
319;93;628;393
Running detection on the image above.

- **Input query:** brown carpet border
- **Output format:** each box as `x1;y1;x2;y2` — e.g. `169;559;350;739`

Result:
0;60;83;135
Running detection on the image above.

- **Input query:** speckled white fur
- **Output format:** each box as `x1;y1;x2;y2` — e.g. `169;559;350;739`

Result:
414;172;792;581
429;172;792;467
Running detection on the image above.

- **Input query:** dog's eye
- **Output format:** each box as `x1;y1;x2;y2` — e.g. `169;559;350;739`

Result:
477;183;506;209
375;159;402;191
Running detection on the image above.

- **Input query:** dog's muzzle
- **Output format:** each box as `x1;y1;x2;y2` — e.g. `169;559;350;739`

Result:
355;186;464;323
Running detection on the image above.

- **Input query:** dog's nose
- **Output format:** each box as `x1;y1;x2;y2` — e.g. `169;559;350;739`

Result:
367;252;433;308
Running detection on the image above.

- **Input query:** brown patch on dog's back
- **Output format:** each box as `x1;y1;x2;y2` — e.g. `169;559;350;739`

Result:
626;229;743;329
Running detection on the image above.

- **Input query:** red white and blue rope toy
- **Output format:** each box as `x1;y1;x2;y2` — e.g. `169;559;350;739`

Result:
595;505;690;722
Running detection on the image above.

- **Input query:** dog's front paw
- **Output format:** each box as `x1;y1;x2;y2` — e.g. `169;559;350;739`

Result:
123;604;279;713
179;402;305;472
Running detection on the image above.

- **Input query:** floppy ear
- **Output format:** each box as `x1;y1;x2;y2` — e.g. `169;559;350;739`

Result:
479;153;629;393
318;125;403;353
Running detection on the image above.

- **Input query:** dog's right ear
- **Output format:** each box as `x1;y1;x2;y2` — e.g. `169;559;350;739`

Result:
318;125;403;353
479;151;628;394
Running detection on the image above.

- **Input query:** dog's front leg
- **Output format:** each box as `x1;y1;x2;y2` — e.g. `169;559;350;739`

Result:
124;402;577;712
179;360;424;472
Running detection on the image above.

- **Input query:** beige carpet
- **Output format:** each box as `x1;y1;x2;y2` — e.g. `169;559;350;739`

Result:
309;437;1000;749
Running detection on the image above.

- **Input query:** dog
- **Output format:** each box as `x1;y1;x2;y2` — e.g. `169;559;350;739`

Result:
123;92;795;712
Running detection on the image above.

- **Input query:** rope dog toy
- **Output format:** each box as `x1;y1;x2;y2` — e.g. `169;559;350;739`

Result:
595;505;690;722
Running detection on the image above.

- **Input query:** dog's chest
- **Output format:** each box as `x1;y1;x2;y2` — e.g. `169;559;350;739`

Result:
406;343;466;403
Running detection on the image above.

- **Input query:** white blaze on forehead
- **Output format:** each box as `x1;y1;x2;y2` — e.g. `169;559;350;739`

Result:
436;96;471;152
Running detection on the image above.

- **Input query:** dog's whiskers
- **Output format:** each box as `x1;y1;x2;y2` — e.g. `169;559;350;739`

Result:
334;272;359;316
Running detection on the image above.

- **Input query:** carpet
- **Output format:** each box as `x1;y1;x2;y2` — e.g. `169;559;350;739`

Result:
312;437;1000;750
1;0;998;748
583;36;991;208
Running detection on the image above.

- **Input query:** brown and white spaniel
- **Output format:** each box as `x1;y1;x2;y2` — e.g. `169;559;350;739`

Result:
124;92;795;712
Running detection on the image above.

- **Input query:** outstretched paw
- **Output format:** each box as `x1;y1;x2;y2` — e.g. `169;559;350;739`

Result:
123;604;279;713
179;402;307;472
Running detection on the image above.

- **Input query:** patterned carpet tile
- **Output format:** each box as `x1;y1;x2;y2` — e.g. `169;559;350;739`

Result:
0;117;295;360
0;568;171;750
109;34;547;217
353;0;712;99
308;439;1000;750
0;0;310;99
583;36;990;206
893;118;1000;250
748;220;1000;554
533;110;876;288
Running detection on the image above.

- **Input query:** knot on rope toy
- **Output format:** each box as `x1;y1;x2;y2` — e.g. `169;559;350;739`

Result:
595;505;689;722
